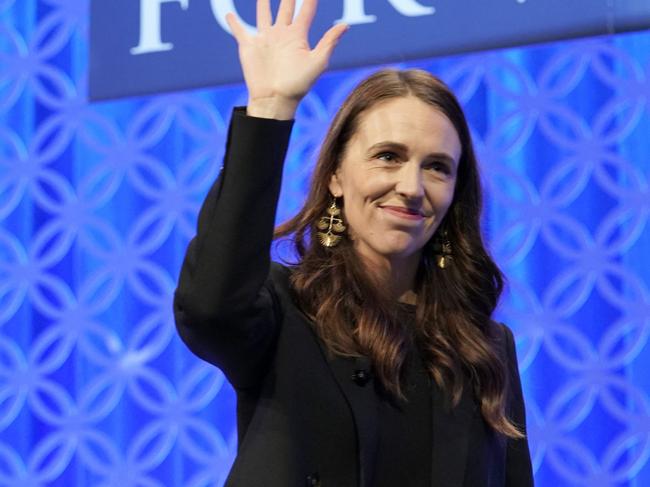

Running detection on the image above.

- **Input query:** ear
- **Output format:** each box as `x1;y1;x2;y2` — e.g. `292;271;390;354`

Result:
328;171;343;198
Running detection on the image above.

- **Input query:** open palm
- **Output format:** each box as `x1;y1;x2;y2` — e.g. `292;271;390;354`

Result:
226;0;348;118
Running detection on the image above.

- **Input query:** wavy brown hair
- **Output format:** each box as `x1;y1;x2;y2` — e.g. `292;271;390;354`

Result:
275;69;522;438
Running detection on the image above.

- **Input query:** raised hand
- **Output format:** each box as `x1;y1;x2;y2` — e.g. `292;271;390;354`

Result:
226;0;348;119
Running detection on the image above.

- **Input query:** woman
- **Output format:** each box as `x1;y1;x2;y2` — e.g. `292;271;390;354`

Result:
174;0;534;485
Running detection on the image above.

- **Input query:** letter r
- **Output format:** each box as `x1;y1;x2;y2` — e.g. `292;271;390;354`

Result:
337;0;435;25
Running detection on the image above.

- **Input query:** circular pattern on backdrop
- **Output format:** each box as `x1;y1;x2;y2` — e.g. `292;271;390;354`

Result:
0;2;649;486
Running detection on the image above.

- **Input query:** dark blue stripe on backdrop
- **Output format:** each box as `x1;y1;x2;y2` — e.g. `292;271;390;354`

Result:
89;0;650;100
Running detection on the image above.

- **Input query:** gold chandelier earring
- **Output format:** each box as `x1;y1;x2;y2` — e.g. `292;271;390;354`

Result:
317;197;346;248
433;228;453;268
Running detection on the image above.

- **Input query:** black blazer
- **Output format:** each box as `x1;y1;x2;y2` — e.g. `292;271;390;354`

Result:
174;109;534;487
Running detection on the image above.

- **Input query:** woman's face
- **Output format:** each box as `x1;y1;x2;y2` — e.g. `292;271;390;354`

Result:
329;96;461;267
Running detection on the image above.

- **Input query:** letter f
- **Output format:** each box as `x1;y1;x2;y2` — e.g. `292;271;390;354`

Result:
131;0;189;55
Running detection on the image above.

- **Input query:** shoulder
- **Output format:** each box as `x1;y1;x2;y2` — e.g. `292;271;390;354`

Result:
491;322;526;405
497;322;516;347
489;321;519;368
268;261;300;307
490;321;515;346
269;261;293;288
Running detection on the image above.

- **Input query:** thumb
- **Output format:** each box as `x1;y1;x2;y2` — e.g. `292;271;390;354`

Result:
314;23;349;62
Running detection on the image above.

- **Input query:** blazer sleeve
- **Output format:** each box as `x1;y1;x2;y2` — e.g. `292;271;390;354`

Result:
503;324;535;486
173;107;294;389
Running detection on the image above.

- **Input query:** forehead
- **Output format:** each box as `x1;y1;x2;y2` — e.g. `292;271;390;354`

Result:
350;96;462;161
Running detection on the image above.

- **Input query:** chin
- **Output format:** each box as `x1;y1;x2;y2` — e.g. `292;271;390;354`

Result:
383;233;426;252
376;241;423;260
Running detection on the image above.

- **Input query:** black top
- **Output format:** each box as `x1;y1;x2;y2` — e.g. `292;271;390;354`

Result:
376;341;432;485
374;304;432;486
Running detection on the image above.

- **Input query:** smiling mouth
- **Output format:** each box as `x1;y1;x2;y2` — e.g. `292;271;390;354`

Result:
380;205;425;221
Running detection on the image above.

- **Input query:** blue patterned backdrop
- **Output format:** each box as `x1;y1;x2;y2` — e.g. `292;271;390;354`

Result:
0;1;649;485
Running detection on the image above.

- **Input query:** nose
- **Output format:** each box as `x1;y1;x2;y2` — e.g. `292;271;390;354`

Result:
394;161;425;200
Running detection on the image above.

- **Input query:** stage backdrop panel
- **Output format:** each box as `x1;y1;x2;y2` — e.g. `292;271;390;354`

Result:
1;1;650;486
89;0;650;100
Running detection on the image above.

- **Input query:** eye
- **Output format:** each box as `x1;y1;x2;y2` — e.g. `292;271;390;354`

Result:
376;151;398;162
426;160;451;175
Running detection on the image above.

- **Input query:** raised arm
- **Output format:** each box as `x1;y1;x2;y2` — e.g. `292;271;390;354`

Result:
174;0;347;388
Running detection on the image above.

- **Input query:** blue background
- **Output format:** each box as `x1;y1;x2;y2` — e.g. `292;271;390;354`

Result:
1;0;650;485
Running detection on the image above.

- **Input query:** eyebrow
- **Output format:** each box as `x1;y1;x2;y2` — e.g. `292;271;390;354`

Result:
367;141;458;166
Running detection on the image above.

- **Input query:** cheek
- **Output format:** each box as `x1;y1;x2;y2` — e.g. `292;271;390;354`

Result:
441;189;455;213
342;193;372;230
341;173;387;207
428;182;456;213
340;184;384;238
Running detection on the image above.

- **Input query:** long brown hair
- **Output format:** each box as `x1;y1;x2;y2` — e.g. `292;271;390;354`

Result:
275;69;522;438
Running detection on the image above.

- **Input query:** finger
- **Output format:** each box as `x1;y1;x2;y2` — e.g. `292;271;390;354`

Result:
276;0;296;25
226;12;248;43
257;0;272;29
295;0;317;31
314;23;348;60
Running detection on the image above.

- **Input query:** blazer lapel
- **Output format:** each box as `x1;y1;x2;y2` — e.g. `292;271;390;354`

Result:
326;355;379;487
431;382;475;487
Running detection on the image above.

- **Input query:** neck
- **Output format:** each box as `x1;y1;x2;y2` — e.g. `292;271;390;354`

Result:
356;248;421;305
